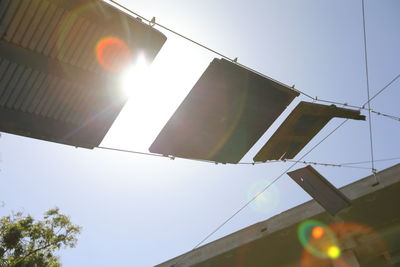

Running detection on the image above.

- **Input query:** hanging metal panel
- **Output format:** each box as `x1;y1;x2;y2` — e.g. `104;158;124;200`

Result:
254;102;366;162
150;58;299;164
287;165;352;216
0;0;166;148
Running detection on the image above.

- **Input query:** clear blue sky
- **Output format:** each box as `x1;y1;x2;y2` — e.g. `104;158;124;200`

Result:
1;1;399;266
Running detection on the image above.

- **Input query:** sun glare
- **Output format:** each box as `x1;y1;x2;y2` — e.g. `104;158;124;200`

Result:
101;37;212;152
120;54;150;98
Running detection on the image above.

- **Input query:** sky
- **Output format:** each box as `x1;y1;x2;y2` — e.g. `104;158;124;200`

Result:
1;0;400;266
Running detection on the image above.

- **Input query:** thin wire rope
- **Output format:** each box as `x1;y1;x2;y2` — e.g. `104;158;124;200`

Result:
238;159;370;169
96;146;400;169
97;146;166;158
264;159;370;170
171;120;348;266
107;0;400;123
97;146;370;169
107;1;306;96
176;2;400;259
97;3;399;263
363;72;400;107
96;71;400;170
311;97;400;122
97;146;215;164
361;0;376;173
340;156;400;166
101;3;400;181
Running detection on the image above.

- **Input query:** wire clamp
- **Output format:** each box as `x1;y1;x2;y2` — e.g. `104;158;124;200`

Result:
150;17;156;27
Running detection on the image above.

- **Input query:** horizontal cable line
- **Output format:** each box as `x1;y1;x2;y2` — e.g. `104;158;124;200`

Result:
326;71;400;121
108;0;399;123
340;156;400;166
312;96;400;122
108;1;305;95
97;146;230;164
101;4;397;265
370;110;400;121
284;159;370;169
181;120;349;266
179;70;400;260
96;71;400;169
97;146;167;158
240;159;371;170
98;146;370;169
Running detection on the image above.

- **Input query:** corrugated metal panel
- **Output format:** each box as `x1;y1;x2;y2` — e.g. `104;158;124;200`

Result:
0;1;11;23
6;67;33;108
53;81;72;120
62;18;86;63
1;65;24;107
1;0;119;72
36;6;64;54
41;78;64;117
4;0;30;42
28;3;57;51
13;70;40;109
69;21;93;66
287;165;352;216
0;1;18;37
12;0;41;44
42;7;66;56
0;0;167;148
75;24;98;70
254;102;366;162
150;58;299;164
20;72;46;112
0;58;9;81
35;76;60;115
21;1;49;48
48;79;69;119
0;61;17;100
59;83;80;122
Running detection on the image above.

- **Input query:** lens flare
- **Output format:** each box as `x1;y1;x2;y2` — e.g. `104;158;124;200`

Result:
312;226;324;239
300;221;389;267
298;220;340;259
327;246;341;259
246;180;280;215
96;37;132;72
49;2;137;79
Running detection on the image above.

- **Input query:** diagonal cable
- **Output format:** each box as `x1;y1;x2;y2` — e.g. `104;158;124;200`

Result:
108;0;399;122
340;156;400;166
173;120;348;266
363;73;400;107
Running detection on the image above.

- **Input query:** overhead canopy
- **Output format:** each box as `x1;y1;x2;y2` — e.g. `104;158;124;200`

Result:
254;101;366;162
287;165;352;216
149;58;299;164
0;0;166;148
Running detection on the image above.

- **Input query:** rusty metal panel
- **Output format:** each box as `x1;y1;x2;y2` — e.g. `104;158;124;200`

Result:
0;0;166;148
254;102;366;162
287;165;352;216
149;58;299;164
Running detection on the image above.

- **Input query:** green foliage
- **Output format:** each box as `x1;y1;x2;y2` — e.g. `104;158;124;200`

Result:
0;208;81;267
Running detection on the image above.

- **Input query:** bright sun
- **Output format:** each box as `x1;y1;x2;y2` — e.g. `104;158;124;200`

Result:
120;54;150;98
101;37;212;152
